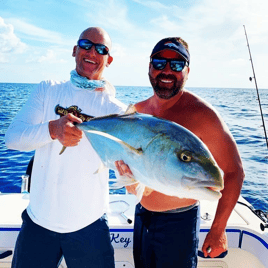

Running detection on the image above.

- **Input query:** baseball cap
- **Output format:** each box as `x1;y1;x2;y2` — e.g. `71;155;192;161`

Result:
150;37;190;64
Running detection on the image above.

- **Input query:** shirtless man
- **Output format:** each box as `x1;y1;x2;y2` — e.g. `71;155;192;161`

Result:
116;37;244;268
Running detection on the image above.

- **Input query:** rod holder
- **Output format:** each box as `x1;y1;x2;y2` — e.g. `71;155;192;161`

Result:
21;174;29;193
260;223;268;231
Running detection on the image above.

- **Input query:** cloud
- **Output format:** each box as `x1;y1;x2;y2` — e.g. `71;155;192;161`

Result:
5;18;74;45
0;17;27;63
143;0;268;59
25;48;69;64
150;15;183;32
0;16;72;65
131;0;170;11
85;0;136;33
132;0;268;40
1;0;267;87
111;43;127;58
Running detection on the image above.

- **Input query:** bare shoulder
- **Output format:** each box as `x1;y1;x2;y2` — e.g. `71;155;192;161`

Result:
183;90;219;116
135;98;152;113
171;90;223;131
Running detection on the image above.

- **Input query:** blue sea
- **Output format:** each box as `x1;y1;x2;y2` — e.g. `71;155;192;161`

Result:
0;83;268;212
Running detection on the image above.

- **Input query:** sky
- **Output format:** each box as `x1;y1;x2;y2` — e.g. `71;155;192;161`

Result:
0;0;267;88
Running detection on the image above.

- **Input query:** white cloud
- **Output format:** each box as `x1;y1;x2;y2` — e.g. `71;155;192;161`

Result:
131;0;170;10
37;50;56;63
0;16;73;66
5;18;74;46
25;48;69;64
0;17;27;63
150;15;183;32
231;58;247;66
111;43;127;58
1;0;267;87
85;0;136;33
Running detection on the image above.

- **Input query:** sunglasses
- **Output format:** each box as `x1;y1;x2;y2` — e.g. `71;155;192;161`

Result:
77;39;109;55
151;58;188;72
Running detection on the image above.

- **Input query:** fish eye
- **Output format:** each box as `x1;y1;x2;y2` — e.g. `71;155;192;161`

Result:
179;151;192;162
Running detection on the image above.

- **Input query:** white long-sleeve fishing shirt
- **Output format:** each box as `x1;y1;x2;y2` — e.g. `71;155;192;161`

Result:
5;80;127;233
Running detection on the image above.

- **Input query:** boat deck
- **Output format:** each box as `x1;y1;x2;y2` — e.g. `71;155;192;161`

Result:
0;193;267;267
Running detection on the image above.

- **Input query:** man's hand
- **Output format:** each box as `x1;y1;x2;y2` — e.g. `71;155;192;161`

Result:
202;228;228;258
115;160;154;196
49;113;83;147
115;160;134;178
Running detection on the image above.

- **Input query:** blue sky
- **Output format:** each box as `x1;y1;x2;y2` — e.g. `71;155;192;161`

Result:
0;0;267;88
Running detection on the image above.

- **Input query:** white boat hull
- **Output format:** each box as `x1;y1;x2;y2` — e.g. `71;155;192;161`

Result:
0;193;267;267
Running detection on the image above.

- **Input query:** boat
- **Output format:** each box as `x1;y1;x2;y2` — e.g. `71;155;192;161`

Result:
1;175;268;268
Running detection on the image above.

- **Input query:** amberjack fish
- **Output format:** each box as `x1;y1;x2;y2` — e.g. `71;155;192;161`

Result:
76;106;224;201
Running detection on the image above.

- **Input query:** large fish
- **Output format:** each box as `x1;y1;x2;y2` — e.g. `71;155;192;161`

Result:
77;107;224;201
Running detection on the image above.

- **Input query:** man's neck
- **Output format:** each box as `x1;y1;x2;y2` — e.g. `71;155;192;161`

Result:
150;89;184;116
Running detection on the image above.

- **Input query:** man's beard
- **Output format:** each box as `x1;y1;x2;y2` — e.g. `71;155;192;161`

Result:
149;73;185;100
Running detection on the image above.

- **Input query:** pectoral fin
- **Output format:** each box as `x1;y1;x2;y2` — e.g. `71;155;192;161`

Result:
94;162;106;174
124;104;137;115
110;175;138;189
110;173;146;204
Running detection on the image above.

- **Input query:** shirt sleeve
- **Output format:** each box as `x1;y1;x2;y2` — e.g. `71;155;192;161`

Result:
5;81;54;152
105;95;128;115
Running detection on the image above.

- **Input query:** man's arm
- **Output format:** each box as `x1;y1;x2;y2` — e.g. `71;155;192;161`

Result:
5;82;52;151
200;109;245;258
5;82;83;151
202;169;244;257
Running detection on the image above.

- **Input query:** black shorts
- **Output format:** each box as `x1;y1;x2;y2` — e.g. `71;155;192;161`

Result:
133;204;200;268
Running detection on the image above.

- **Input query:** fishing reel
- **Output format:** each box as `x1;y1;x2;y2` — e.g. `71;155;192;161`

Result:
256;209;268;231
237;201;268;231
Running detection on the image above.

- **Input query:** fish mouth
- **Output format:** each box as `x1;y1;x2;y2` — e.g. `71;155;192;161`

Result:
180;182;222;200
188;185;222;194
182;176;223;193
201;187;222;199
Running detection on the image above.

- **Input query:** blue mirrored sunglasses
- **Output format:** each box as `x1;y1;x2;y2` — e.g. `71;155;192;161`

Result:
151;58;188;72
77;39;109;55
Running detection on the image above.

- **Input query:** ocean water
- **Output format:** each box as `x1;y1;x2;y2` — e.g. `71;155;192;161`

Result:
0;83;268;212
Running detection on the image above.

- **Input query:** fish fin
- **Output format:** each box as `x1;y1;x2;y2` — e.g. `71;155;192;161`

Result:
135;183;146;204
124;104;137;115
78;104;135;124
59;146;67;155
94;162;106;174
109;175;138;189
86;130;143;155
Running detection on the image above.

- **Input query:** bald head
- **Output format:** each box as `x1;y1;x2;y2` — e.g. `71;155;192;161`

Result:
79;27;112;51
73;27;113;80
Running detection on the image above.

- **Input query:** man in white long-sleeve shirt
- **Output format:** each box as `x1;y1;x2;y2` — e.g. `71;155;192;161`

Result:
5;27;126;268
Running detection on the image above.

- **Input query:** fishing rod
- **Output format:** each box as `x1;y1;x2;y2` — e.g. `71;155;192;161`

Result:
243;25;268;150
